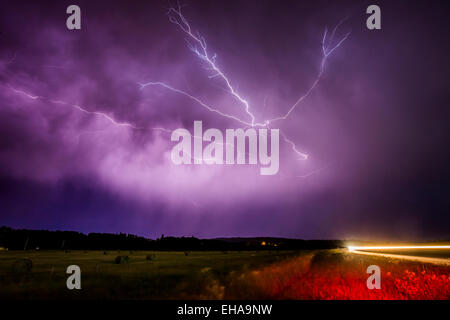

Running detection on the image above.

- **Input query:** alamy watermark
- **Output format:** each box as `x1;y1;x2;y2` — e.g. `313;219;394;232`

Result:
170;121;279;175
366;265;381;289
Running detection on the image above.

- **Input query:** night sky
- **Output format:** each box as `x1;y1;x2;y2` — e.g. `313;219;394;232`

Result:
0;0;449;240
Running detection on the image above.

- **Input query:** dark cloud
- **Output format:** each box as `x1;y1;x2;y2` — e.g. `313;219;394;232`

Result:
0;0;448;240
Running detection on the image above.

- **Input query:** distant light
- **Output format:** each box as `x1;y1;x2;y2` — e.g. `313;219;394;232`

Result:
348;245;450;252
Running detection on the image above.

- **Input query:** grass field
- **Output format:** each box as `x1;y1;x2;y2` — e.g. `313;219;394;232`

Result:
0;249;449;299
0;250;301;299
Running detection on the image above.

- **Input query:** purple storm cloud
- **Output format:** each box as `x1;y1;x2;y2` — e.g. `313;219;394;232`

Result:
0;0;449;240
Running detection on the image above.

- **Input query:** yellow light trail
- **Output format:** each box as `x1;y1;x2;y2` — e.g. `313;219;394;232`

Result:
347;245;450;266
348;245;450;252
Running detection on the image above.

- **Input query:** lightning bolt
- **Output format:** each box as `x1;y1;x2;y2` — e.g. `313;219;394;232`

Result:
166;4;256;126
140;3;350;161
5;84;238;164
280;131;309;160
268;22;350;123
138;81;253;126
2;3;350;177
5;84;172;132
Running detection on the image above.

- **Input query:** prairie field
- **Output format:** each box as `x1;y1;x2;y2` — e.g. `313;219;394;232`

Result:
0;249;448;299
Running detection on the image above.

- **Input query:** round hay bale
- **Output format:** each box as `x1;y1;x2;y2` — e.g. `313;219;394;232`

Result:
11;258;33;274
146;254;156;261
114;255;129;264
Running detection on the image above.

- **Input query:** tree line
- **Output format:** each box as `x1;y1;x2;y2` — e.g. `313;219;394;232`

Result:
0;226;343;251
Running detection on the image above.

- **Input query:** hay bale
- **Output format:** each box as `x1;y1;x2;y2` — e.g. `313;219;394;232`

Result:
11;258;33;274
114;255;129;264
146;254;156;261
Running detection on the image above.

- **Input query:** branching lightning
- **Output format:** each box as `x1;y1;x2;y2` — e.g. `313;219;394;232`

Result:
167;4;256;126
3;2;350;176
280;131;309;160
140;3;350;161
138;81;252;126
268;22;350;123
6;84;172;132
